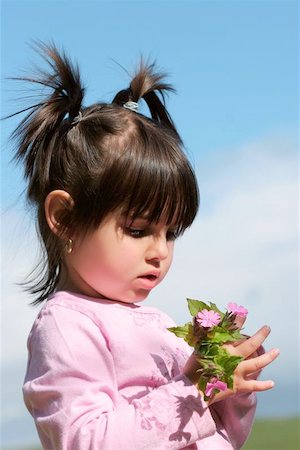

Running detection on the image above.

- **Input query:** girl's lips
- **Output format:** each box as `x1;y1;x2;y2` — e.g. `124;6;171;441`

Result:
137;274;159;289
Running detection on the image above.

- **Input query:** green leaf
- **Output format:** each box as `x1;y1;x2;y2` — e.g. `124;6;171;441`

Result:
187;298;209;316
168;323;190;339
226;375;234;390
230;330;245;341
197;377;207;394
206;329;242;344
186;323;199;347
208;302;224;317
215;350;243;370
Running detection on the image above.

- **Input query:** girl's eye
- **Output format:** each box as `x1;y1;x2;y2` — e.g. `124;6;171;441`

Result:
124;225;179;240
125;228;146;238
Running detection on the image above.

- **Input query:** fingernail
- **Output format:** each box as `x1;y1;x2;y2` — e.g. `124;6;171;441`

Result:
271;348;280;356
263;325;271;332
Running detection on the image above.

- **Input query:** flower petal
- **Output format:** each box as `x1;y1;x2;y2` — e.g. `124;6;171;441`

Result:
227;302;248;318
205;379;228;397
196;309;221;327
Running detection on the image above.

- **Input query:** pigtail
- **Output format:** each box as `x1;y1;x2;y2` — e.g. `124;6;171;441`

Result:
6;42;86;304
8;41;85;200
112;60;180;140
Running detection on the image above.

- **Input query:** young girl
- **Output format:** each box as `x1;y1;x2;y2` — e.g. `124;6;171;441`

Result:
10;42;278;450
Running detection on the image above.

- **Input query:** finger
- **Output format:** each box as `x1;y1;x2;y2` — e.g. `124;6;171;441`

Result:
236;378;275;393
230;335;248;348
239;348;280;375
233;316;247;329
234;325;271;358
246;369;263;381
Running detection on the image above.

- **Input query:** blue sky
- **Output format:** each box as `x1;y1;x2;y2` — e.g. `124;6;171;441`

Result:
1;1;299;448
1;0;298;205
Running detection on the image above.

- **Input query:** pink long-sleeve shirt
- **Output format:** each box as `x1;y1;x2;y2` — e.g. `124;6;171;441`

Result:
23;291;256;449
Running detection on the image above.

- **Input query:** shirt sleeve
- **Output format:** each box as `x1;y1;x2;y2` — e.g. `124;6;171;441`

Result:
23;305;217;450
209;393;257;449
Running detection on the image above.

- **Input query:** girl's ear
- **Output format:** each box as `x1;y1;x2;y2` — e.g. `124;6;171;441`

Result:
44;190;74;237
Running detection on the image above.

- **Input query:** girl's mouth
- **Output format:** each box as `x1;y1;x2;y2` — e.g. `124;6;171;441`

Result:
140;274;157;281
137;273;160;289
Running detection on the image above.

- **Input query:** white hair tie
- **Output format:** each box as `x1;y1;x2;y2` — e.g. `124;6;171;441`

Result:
71;110;83;125
123;101;139;113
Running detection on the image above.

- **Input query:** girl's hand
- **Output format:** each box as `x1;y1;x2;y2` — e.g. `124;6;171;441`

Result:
183;325;279;402
208;325;279;405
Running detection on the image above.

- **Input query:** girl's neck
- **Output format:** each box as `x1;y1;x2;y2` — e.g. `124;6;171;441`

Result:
56;265;106;299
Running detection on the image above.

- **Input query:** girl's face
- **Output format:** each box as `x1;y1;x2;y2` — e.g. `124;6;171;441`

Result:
60;212;177;303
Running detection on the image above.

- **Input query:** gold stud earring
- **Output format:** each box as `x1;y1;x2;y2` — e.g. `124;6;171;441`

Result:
65;238;73;254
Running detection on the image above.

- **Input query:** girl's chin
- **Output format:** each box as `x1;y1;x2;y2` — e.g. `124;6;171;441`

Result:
118;290;152;304
73;286;152;304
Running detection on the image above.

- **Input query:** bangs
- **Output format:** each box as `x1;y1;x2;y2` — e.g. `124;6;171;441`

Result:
90;132;199;235
123;158;198;235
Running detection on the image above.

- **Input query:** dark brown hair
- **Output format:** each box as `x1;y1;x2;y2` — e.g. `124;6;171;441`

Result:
8;42;199;304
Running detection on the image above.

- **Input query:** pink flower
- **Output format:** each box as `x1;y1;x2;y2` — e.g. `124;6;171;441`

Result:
227;302;248;318
205;379;228;397
196;309;221;328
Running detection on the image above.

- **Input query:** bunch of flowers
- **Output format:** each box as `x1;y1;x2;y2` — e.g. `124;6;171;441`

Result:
168;299;248;400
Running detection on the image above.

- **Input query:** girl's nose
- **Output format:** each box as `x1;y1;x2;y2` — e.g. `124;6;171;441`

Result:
146;235;170;262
